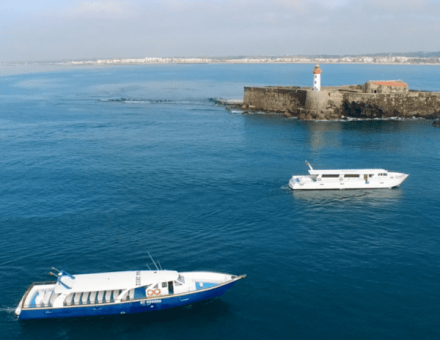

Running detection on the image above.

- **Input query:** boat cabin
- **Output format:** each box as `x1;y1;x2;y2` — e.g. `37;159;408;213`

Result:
21;270;188;309
308;168;388;182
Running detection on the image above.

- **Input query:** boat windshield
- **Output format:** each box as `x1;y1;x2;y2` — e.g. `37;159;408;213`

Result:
177;275;185;284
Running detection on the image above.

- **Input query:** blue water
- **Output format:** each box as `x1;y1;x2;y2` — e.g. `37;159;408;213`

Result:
1;63;440;340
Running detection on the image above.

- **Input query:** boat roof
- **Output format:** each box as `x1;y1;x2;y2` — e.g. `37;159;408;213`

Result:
53;270;179;294
309;169;387;175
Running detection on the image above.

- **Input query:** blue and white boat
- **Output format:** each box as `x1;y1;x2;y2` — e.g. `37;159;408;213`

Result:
15;267;245;319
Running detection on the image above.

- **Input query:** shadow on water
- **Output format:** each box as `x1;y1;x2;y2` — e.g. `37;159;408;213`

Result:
290;188;403;206
304;120;428;151
19;299;231;339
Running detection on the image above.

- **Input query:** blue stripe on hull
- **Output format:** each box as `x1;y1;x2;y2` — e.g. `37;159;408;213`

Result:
19;281;237;320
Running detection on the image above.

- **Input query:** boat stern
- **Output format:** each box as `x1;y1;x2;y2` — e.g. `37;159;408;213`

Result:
15;299;23;317
288;176;301;190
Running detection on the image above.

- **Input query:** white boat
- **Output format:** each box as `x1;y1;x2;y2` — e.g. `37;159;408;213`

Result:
288;162;408;190
15;267;245;320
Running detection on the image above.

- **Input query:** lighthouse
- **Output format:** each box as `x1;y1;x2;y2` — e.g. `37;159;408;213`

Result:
312;64;321;91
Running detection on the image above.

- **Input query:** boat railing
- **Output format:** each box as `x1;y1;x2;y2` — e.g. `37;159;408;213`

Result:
21;281;57;308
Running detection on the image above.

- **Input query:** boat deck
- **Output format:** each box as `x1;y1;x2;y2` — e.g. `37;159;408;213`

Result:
19;271;235;310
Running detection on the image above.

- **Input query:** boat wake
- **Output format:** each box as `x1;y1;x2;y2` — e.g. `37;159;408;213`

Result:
0;307;16;314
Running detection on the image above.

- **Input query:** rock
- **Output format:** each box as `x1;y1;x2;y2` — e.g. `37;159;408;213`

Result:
316;112;327;120
433;120;440;128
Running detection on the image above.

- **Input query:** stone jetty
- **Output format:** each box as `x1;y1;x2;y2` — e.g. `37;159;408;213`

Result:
240;65;440;120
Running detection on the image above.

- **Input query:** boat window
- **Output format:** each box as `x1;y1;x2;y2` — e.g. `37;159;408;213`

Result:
321;174;339;178
153;283;158;289
369;174;374;177
344;174;360;178
162;282;167;288
175;280;183;286
177;275;185;284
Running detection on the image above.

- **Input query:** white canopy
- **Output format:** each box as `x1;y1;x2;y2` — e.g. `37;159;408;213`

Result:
54;270;179;294
309;169;387;175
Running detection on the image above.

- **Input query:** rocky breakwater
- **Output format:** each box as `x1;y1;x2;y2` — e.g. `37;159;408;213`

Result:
241;85;440;121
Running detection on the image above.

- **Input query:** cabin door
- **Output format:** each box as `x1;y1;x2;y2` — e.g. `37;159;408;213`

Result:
168;281;174;295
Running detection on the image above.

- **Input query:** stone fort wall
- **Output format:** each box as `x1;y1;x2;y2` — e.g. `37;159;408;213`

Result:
243;87;307;113
343;92;440;118
242;86;440;120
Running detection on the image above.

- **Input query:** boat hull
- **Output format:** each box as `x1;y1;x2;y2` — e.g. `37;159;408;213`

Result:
18;280;237;320
288;174;408;190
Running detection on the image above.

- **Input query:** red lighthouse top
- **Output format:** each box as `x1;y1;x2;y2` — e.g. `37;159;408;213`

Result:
313;64;322;75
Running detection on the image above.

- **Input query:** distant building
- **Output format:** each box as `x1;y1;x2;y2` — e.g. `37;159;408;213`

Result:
363;80;408;94
312;64;321;91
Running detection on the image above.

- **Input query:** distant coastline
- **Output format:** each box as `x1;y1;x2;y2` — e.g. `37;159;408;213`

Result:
69;56;440;66
3;54;440;66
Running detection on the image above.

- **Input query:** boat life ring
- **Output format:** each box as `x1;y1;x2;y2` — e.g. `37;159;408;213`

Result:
147;289;155;296
154;289;161;296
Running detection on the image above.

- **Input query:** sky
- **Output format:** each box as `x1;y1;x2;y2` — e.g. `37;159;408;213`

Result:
0;0;439;62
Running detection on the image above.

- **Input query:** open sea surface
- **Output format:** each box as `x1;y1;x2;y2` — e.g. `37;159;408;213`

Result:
1;63;440;339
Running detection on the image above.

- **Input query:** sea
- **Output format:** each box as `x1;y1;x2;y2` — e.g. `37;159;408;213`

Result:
0;63;439;340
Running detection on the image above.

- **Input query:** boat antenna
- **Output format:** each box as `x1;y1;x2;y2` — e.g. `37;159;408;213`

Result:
146;264;151;270
157;261;163;271
147;252;159;271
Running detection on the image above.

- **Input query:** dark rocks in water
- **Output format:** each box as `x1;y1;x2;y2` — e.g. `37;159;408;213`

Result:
342;100;387;119
211;98;243;109
433;120;440;127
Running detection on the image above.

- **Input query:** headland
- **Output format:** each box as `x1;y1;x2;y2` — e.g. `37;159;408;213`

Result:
235;65;440;121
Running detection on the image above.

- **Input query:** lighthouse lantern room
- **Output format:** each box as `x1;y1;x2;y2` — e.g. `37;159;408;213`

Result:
312;64;322;91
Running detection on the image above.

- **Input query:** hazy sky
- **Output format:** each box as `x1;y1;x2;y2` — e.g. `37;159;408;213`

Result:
1;0;439;62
